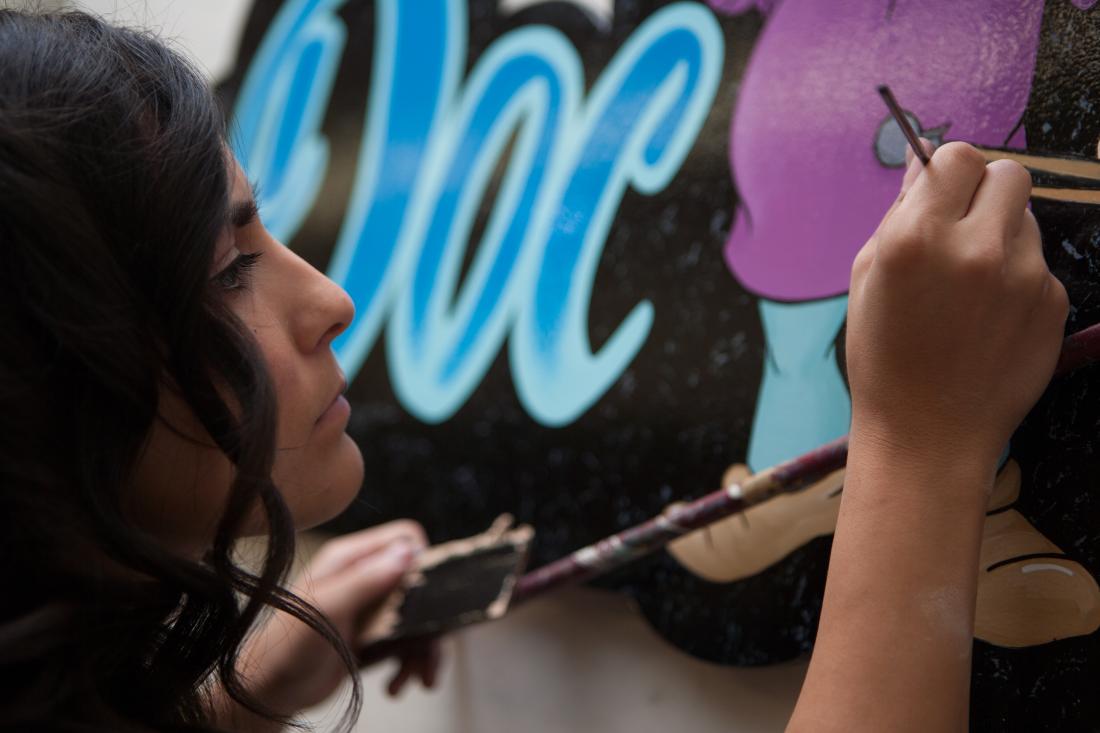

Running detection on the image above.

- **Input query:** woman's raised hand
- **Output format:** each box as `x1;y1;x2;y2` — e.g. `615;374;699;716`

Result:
216;520;440;730
790;141;1070;733
845;140;1069;480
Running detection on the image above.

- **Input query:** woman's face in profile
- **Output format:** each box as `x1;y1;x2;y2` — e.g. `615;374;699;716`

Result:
129;155;364;552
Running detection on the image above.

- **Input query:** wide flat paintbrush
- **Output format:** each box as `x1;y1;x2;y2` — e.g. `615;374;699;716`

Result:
361;515;534;648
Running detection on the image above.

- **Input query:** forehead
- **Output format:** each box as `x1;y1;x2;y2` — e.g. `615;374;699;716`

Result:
226;155;251;200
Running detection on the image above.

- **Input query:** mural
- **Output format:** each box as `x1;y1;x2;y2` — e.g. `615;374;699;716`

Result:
667;0;1100;651
221;1;1100;729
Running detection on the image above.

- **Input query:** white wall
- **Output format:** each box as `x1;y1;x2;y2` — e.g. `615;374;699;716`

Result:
41;1;809;730
48;0;251;82
318;587;806;733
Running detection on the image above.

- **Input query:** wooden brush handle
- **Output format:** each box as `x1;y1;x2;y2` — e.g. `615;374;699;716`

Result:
512;321;1100;605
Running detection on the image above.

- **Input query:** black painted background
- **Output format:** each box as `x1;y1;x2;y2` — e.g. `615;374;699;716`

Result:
220;2;1100;730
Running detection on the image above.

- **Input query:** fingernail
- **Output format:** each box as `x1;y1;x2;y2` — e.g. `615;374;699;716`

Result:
387;540;415;565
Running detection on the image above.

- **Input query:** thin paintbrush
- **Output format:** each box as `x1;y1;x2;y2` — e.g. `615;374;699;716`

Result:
880;83;1100;206
877;85;931;164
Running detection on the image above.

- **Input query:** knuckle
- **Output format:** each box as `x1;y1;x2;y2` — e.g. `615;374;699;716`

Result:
851;241;874;278
1019;266;1050;299
934;141;986;174
875;238;917;271
1026;261;1051;291
1020;209;1042;241
954;243;1003;279
986;158;1031;190
876;217;939;269
1049;276;1070;315
390;519;429;545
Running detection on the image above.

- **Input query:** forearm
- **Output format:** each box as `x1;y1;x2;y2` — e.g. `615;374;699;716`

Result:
208;682;287;733
787;428;993;733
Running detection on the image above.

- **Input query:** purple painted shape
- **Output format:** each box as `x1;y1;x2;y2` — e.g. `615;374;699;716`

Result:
713;0;1046;300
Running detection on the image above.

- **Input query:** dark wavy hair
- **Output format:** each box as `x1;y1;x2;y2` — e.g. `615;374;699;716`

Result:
0;9;360;732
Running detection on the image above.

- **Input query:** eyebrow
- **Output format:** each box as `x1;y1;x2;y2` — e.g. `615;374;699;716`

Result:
229;179;261;228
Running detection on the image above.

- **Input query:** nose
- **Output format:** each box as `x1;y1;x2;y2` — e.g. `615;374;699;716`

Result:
287;250;355;354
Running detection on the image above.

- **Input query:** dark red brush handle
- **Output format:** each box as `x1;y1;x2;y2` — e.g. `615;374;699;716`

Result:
511;320;1100;605
1056;320;1100;375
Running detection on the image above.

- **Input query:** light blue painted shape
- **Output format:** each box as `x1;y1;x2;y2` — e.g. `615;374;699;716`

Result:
232;0;724;428
511;5;724;426
747;297;851;471
231;0;348;241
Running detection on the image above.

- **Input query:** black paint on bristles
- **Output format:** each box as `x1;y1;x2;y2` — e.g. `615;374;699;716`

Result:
362;516;534;650
397;542;527;636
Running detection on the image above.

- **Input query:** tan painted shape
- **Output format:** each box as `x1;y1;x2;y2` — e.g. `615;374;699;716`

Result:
667;458;1100;648
975;465;1100;647
1031;187;1100;205
979;148;1100;181
667;464;844;583
976;148;1100;205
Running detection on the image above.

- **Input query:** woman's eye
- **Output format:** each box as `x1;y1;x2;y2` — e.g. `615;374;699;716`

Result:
212;252;262;292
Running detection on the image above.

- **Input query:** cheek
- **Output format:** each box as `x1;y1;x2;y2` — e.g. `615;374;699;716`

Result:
129;408;235;553
256;332;365;530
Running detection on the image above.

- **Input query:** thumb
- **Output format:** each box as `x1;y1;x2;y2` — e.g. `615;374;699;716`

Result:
900;138;936;195
877;137;937;231
317;540;416;621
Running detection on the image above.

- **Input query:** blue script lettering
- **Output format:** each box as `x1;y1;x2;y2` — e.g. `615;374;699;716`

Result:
233;0;722;426
233;0;347;240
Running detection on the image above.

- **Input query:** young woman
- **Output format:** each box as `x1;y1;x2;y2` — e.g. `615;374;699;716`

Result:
0;9;436;732
0;7;1068;733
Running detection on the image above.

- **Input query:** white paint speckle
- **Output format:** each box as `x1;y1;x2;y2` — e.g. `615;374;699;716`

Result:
1022;563;1075;576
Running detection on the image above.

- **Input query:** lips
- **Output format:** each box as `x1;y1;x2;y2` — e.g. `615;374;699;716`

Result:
317;374;348;424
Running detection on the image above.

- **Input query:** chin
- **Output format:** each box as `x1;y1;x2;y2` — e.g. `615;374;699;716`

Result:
283;434;366;531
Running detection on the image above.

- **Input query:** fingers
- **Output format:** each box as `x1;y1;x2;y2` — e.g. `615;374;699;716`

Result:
308;520;428;582
873;143;1026;275
415;639;442;689
965;159;1032;237
1010;211;1069;323
1045;273;1071;326
387;662;415;698
900;138;935;197
878;139;936;227
903;141;987;222
385;639;443;697
313;539;415;620
1007;210;1045;281
871;138;938;249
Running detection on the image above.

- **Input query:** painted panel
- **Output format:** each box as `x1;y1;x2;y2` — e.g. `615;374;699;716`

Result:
220;2;1100;729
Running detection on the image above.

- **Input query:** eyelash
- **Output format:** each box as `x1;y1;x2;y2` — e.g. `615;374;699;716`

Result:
213;252;262;292
233;200;260;229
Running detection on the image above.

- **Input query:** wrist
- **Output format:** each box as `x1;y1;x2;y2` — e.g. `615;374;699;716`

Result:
208;680;288;733
847;415;997;513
